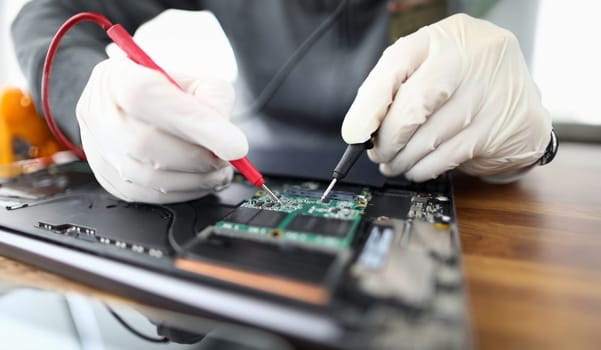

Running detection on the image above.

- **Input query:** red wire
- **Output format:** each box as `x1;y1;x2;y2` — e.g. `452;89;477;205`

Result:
41;12;113;160
41;12;267;190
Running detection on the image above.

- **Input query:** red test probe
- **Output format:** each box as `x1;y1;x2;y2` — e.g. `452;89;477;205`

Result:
42;12;281;203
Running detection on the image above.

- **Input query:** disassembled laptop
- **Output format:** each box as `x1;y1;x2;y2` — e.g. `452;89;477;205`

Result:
0;161;470;349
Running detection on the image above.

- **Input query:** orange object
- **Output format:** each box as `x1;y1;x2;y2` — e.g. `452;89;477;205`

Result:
0;87;64;166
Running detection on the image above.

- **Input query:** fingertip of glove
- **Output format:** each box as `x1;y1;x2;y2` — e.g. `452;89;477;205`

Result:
403;171;418;182
367;148;384;164
378;163;399;177
210;124;249;161
341;115;373;144
341;124;363;144
404;168;437;183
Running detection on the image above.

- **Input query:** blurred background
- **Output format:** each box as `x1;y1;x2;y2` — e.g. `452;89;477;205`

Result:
2;0;600;140
1;0;600;140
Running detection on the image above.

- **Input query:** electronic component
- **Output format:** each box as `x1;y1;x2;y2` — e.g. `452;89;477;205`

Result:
351;221;436;307
222;207;262;225
0;162;91;199
363;190;413;219
1;187;175;259
37;221;96;237
221;207;288;228
320;139;374;201
0;160;469;349
356;224;394;270
285;186;358;201
409;221;454;260
176;232;348;305
286;215;353;238
250;210;288;227
408;194;450;223
36;221;166;258
0;7;470;348
215;183;370;249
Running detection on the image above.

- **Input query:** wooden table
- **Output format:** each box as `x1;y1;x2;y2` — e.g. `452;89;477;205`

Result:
1;142;600;349
455;142;601;349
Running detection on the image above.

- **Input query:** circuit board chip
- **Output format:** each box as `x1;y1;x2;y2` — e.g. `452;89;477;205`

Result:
222;207;287;228
214;183;371;249
222;207;261;225
284;187;357;201
285;215;354;238
249;210;288;228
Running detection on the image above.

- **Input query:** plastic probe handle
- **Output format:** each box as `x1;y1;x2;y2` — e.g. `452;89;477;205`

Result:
230;158;264;187
332;143;364;180
332;138;375;180
105;24;264;186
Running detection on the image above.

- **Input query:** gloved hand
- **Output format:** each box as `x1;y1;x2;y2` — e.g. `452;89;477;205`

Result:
342;14;552;182
76;58;248;204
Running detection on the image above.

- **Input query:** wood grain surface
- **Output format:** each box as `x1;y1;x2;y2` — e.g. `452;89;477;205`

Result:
0;142;599;349
455;142;601;350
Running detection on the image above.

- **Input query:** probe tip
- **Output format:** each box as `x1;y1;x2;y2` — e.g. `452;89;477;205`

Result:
262;184;282;205
319;178;337;202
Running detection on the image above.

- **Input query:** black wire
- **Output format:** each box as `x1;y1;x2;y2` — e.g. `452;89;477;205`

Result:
236;0;350;117
106;305;170;343
160;204;184;255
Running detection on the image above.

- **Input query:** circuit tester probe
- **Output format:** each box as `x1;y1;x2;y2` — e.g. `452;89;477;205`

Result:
42;12;281;204
320;138;374;201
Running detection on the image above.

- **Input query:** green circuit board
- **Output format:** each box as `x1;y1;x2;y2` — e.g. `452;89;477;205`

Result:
215;184;371;250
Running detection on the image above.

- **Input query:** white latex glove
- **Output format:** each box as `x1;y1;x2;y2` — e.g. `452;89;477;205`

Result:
76;58;248;204
342;14;552;182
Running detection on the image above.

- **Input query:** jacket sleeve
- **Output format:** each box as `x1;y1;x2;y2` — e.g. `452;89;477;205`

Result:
10;0;199;144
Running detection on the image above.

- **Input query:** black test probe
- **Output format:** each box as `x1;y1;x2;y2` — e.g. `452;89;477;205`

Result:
320;137;374;201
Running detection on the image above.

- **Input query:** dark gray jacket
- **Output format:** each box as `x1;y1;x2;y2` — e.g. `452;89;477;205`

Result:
11;0;452;150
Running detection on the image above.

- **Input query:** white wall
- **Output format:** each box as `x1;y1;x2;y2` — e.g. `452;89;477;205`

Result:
531;0;601;125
